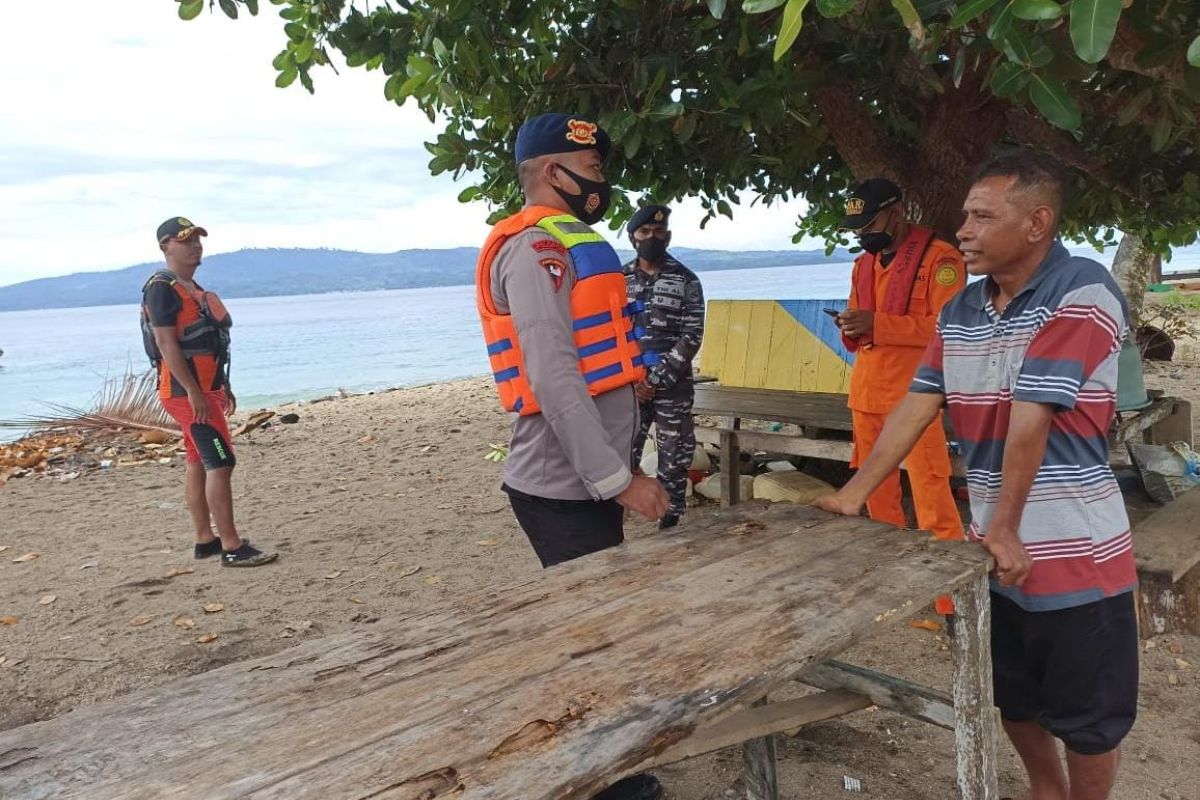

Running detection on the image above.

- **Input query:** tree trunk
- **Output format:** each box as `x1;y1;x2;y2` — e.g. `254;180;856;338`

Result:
1111;234;1161;331
813;68;1008;243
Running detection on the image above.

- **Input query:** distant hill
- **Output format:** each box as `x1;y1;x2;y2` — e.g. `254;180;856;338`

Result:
0;245;851;312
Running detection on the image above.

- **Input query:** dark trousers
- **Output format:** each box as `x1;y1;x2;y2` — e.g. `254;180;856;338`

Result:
502;484;624;568
631;378;695;517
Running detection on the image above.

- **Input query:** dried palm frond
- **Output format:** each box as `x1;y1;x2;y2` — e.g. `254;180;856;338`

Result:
0;368;179;434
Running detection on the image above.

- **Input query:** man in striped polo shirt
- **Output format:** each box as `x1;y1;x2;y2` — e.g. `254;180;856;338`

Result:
817;151;1137;800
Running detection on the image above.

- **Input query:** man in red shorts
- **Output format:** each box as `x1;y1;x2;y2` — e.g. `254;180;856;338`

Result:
142;217;276;567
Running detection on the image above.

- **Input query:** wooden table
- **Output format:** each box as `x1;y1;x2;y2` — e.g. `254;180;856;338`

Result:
0;503;997;800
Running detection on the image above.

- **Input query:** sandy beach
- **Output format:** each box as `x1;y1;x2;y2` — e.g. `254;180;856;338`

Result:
2;360;1200;798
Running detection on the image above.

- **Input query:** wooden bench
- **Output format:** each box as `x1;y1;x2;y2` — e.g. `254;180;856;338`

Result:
693;384;1194;507
1134;486;1200;637
0;503;999;800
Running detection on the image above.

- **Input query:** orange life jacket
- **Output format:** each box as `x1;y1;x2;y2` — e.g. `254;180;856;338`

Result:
475;206;646;415
140;270;232;398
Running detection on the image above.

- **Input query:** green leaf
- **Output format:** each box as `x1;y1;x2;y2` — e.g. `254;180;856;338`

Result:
890;0;925;42
275;65;299;88
1028;72;1081;130
1069;0;1123;64
1151;116;1171;153
284;22;307;43
674;113;699;143
717;199;734;219
294;38;315;64
1115;87;1152;127
952;46;967;87
815;0;855;16
1010;0;1061;21
990;61;1029;96
986;1;1014;41
1188;34;1200;68
244;0;259;14
178;0;204;21
218;0;238;19
742;0;788;14
624;128;642;159
774;0;811;61
279;6;305;21
1002;28;1053;67
457;185;481;202
705;0;728;18
948;0;1002;27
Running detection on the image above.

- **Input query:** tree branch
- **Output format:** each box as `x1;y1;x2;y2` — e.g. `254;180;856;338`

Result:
1002;108;1138;200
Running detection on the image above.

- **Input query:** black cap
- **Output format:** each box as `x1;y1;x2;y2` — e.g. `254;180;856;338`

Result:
838;178;902;231
514;113;611;164
628;205;671;234
156;216;208;244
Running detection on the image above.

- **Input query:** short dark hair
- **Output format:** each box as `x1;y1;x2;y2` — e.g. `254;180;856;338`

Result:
973;149;1068;217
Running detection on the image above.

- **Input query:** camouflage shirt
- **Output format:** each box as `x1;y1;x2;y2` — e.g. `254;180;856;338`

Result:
623;255;705;390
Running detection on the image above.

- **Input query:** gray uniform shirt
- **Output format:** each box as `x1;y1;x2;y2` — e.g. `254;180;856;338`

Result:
490;227;638;501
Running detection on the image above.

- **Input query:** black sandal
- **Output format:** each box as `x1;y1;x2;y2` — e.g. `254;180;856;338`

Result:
194;537;222;559
221;542;278;568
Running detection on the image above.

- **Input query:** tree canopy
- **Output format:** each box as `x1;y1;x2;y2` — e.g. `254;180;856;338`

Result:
182;0;1200;255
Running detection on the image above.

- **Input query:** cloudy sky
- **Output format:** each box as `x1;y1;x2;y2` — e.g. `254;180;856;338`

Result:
0;1;815;288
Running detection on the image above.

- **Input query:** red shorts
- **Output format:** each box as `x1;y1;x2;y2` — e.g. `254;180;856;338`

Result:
161;390;236;470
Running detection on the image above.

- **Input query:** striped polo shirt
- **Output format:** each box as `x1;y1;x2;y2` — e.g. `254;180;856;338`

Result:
911;241;1136;611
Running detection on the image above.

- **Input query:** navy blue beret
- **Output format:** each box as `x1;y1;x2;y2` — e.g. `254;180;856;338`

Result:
627;205;671;233
514;113;611;163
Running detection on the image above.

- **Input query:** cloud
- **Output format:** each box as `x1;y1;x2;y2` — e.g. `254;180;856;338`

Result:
0;1;814;287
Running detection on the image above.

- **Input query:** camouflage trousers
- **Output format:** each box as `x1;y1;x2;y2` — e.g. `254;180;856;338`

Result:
632;379;696;517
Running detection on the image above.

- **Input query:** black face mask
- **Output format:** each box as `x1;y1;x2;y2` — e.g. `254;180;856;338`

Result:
858;231;894;255
552;164;611;225
636;237;669;263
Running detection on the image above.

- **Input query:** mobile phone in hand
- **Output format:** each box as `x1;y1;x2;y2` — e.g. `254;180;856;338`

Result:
823;308;841;319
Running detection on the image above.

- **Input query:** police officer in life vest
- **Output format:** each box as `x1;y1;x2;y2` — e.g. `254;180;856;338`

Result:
836;179;966;616
623;205;705;530
474;113;668;800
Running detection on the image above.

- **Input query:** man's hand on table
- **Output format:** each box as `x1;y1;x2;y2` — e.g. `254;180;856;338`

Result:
811;491;865;518
981;528;1032;587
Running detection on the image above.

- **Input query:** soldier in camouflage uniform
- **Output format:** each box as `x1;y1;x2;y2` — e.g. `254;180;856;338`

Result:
624;205;705;529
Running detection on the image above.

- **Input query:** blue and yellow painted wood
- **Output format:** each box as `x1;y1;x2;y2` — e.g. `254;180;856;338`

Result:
700;299;853;393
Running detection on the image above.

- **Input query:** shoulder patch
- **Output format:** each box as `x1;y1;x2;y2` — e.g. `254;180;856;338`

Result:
531;238;567;255
935;262;960;287
538;257;567;292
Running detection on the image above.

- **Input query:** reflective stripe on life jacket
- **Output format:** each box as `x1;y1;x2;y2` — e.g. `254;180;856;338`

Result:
476;206;646;416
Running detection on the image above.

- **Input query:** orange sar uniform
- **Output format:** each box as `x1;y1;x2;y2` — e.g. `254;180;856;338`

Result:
844;228;965;559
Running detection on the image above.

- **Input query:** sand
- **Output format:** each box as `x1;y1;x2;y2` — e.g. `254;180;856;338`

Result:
2;358;1200;798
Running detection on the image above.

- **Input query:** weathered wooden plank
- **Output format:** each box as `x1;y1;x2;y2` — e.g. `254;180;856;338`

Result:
694;384;854;430
950;573;1000;800
720;417;741;507
1111;398;1176;443
0;504;992;800
799;661;955;730
696;426;854;463
1134;486;1200;581
742;698;779;800
699;300;732;379
1147;399;1193;447
1137;566;1200;637
647;691;871;768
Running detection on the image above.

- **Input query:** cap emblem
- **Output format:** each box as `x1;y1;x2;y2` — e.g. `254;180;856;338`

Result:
565;119;598;146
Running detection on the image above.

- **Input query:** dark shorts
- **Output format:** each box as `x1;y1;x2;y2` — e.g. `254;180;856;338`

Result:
502;484;624;568
991;591;1139;755
161;392;237;471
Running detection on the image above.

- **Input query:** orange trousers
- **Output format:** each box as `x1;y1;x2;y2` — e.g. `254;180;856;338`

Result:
852;409;964;616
